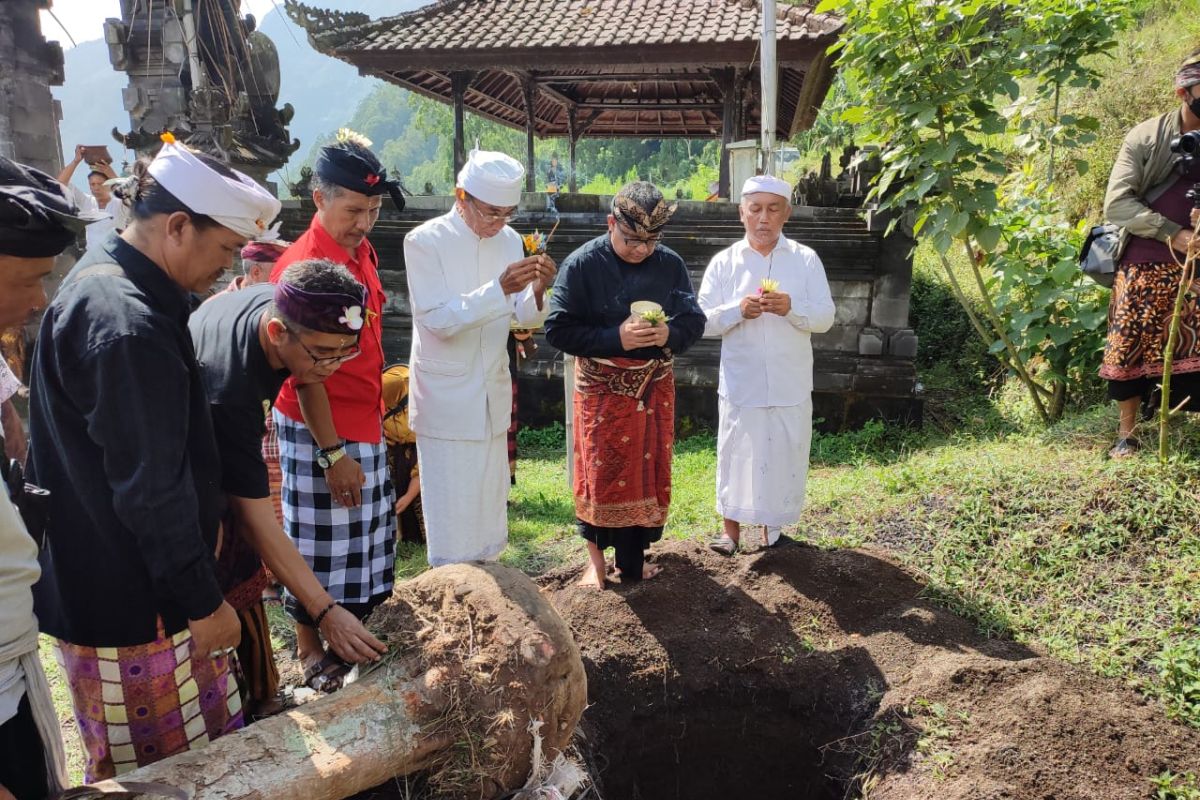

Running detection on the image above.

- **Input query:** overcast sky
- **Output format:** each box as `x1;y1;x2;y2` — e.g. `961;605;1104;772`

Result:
40;0;282;48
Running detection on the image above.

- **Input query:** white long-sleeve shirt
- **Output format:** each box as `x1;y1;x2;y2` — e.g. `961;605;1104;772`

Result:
698;235;835;408
404;207;542;440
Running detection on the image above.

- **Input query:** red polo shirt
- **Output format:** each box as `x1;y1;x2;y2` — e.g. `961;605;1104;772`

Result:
270;214;386;444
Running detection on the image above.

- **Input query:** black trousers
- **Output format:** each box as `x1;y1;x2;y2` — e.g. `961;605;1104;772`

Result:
577;520;663;583
0;692;49;800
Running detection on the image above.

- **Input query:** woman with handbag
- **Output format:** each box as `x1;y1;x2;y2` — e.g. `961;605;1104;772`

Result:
1100;50;1200;458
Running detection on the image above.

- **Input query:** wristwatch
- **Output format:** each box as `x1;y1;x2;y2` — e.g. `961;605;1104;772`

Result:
315;443;347;470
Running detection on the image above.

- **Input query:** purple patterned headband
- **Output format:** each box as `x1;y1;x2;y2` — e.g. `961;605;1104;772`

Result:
273;280;367;335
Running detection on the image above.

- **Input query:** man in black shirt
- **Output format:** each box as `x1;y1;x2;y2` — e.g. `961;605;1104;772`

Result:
0;155;98;800
544;181;705;589
190;258;387;706
27;137;280;780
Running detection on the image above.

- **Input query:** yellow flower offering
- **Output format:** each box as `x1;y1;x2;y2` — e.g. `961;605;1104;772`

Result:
522;231;548;256
759;277;781;294
631;300;667;326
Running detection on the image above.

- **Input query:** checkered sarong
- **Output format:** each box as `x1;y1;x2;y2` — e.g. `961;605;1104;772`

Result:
273;410;395;608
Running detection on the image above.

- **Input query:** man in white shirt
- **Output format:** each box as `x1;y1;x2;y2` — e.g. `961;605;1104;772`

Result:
698;175;835;554
57;144;126;251
404;150;555;566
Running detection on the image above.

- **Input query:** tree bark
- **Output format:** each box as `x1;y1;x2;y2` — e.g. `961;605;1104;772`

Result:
84;563;588;800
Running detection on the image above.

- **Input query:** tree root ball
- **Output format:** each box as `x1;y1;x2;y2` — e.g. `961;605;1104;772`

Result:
87;563;587;800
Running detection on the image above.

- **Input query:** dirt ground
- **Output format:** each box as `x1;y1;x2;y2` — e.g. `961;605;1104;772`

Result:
537;537;1200;800
269;537;1200;799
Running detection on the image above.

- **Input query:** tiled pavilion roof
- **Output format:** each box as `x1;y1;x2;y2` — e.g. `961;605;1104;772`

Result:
285;0;842;139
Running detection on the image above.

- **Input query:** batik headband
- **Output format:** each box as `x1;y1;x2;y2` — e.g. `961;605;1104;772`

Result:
241;241;287;264
612;195;678;236
1177;56;1200;89
273;280;367;335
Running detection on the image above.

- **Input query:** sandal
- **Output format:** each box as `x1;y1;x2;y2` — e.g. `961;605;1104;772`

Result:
1107;436;1140;459
301;653;351;694
709;534;738;556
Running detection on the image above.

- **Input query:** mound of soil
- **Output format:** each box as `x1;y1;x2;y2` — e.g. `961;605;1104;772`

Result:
540;538;1200;800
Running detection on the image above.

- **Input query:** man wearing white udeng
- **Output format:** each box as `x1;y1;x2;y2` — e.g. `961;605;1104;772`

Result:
404;150;555;565
699;175;835;554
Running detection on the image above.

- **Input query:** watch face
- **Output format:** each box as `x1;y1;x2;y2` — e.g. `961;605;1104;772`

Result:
316;454;331;469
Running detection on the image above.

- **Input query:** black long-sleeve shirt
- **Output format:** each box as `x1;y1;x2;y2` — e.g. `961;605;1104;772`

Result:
27;234;225;647
544;234;705;359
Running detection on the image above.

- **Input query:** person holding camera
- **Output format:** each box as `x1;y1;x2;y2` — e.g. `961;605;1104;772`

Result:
0;156;98;800
1099;49;1200;458
57;144;126;251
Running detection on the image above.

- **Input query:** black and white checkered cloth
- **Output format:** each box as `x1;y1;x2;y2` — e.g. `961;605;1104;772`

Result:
273;410;395;608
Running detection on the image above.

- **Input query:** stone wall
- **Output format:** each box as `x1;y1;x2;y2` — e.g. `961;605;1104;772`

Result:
0;0;64;175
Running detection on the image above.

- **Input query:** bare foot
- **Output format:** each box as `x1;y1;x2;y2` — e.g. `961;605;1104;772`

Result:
612;563;664;580
577;562;606;590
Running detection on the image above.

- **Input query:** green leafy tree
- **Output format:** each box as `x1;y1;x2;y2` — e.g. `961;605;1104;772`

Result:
817;0;1129;424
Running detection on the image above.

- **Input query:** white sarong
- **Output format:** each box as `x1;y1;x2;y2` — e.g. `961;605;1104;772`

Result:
417;417;509;566
716;396;812;528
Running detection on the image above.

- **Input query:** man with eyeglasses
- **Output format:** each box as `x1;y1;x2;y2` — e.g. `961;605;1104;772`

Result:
544;181;706;589
190;258;387;712
267;133;401;689
404;149;555;567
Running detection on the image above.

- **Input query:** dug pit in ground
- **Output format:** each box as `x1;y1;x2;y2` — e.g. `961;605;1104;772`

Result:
541;539;1200;800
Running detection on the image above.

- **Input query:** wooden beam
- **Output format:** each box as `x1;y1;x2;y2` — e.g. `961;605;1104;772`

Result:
713;67;736;199
347;40;830;72
450;70;474;178
522;75;536;193
535;72;710;83
567;107;578;193
733;67;749;139
576;102;723;111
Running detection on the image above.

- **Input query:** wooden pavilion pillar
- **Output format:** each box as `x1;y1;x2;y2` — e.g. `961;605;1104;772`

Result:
733;67;749;139
714;67;737;200
450;71;474;178
567;107;579;193
565;108;598;194
522;75;537;193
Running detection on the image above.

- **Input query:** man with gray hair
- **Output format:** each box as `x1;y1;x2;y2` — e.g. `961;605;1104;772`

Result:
268;131;401;689
698;175;834;555
404;149;555;566
545;181;705;588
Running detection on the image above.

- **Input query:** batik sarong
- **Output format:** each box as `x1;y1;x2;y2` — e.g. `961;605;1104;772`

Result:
55;624;242;782
573;356;675;528
273;410;395;626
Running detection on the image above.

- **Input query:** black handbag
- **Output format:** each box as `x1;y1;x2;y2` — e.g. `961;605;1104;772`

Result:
1079;223;1120;288
1;454;50;548
1081;173;1181;287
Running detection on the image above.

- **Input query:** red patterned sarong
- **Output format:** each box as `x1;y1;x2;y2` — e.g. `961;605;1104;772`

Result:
573;357;674;527
54;623;242;782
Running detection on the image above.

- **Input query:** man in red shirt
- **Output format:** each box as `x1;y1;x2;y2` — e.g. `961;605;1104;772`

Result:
270;131;404;689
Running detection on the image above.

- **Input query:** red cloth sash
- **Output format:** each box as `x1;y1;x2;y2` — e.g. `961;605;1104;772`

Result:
573;357;675;528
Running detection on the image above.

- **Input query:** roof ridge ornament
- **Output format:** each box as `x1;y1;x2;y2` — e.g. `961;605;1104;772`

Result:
284;0;371;44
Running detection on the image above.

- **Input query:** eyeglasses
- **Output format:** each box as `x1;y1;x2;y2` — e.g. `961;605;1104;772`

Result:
286;325;361;366
469;196;517;223
615;223;661;251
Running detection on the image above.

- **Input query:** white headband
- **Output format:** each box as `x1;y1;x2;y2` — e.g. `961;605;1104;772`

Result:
457;149;525;207
148;139;281;239
742;174;793;200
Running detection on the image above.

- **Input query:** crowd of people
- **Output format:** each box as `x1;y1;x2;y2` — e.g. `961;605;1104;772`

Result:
0;123;832;797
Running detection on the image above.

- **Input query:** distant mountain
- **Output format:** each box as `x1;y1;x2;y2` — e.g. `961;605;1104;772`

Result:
53;0;428;189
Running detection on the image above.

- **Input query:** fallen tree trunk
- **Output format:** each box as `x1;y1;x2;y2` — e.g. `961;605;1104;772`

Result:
85;563;587;800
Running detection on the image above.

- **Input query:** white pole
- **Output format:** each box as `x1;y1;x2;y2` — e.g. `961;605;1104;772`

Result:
760;0;778;175
182;0;207;92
